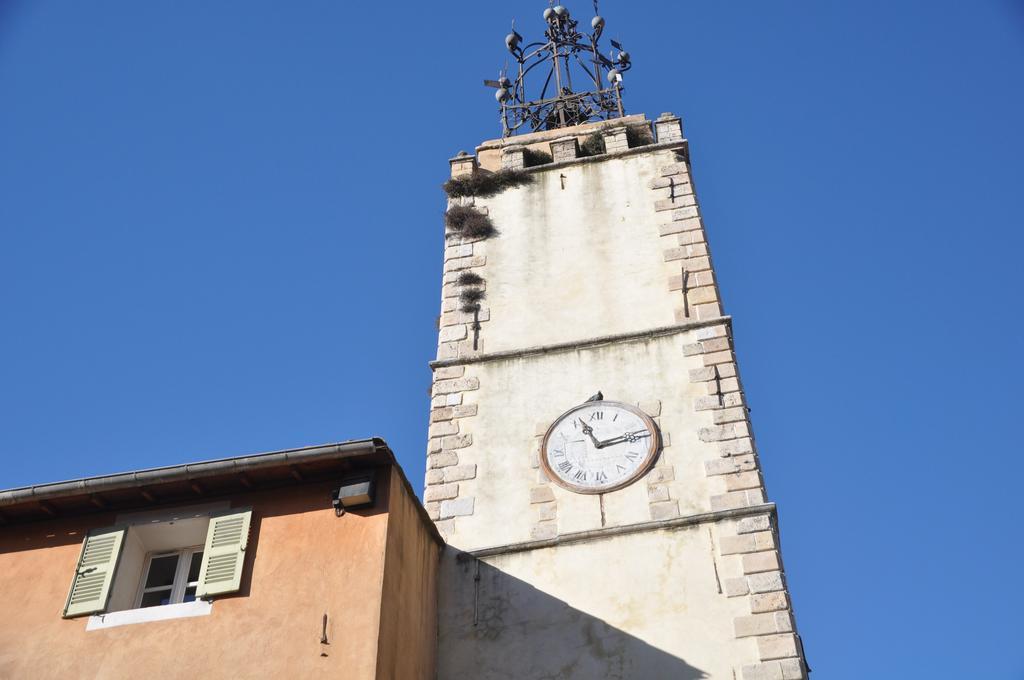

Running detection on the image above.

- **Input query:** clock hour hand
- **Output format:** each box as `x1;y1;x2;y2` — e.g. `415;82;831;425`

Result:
578;418;603;449
597;430;650;447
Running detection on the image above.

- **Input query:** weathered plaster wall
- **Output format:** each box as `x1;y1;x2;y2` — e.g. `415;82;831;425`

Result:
437;527;749;680
433;333;714;551
0;478;393;679
479;149;678;353
375;470;441;680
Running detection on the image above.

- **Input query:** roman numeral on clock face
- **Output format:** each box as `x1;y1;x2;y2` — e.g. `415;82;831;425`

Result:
573;469;586;482
557;461;573;473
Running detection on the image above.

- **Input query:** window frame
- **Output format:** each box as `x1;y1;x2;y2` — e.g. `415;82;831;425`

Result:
133;546;204;610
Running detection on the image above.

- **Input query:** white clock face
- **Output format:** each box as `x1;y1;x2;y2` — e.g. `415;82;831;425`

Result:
541;401;660;494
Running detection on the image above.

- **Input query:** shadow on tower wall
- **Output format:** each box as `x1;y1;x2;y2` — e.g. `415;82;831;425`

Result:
437;550;709;680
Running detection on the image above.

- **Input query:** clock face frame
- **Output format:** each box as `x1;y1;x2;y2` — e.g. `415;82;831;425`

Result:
540;400;661;494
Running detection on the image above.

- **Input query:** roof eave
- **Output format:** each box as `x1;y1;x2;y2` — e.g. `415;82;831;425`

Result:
0;438;391;510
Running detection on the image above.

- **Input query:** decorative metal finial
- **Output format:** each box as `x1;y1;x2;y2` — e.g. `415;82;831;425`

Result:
483;1;634;137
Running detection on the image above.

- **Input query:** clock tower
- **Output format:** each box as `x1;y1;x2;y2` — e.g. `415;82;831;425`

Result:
425;5;808;679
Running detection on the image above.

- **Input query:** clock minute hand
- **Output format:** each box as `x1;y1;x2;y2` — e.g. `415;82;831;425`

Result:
598;430;650;447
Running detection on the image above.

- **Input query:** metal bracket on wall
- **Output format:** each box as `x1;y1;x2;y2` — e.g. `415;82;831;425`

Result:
472;308;481;350
680;267;690;319
472;559;481;627
320;612;330;657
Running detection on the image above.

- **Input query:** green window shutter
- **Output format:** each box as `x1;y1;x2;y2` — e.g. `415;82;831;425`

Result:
63;526;126;618
195;508;252;598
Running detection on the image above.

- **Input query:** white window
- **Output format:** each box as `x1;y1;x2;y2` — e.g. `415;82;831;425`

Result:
135;547;204;609
63;506;252;620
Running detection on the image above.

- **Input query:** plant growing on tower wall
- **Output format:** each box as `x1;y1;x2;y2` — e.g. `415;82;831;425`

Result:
458;287;486;312
442;159;524;351
445;205;498;241
522;147;552;167
456;271;484;286
578;131;607;157
442;168;534;199
457;283;486;351
625;123;654;147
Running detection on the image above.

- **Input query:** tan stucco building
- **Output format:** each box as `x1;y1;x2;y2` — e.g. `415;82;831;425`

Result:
0;440;441;679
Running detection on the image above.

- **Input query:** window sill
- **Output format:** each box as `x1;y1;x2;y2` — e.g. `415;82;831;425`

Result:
86;600;213;630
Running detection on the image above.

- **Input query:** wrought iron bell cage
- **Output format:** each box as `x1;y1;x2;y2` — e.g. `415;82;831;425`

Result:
485;2;634;137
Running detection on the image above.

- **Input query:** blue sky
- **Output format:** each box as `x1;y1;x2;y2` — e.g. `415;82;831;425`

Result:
2;1;1023;676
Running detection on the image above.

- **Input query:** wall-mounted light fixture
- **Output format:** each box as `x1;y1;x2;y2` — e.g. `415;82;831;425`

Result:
331;474;376;517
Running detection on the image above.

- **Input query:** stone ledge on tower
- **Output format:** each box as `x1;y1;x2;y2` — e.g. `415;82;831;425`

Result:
445;112;686;175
